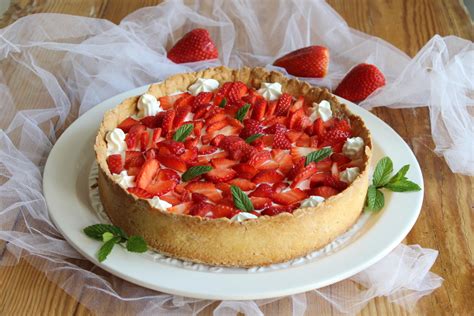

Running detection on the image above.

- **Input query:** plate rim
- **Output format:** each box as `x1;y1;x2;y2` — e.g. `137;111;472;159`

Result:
43;85;424;300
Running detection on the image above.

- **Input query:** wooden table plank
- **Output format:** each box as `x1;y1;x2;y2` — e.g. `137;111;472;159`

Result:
0;1;472;315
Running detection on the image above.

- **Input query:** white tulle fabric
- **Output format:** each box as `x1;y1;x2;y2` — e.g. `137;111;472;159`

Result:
0;0;461;314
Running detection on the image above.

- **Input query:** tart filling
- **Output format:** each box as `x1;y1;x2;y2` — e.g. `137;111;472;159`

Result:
103;76;365;221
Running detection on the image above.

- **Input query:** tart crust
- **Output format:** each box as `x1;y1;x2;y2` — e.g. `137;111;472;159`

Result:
95;66;372;267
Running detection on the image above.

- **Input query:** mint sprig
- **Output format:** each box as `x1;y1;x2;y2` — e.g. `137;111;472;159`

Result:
173;123;194;142
235;103;251;122
305;147;333;166
245;133;264;144
230;185;254;212
182;165;213;181
83;224;148;262
365;157;421;212
218;97;227;108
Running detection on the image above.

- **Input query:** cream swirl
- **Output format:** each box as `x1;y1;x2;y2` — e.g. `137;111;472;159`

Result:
137;94;162;118
309;100;332;122
148;196;172;211
300;195;326;208
340;167;360;183
342;137;364;159
230;212;258;222
112;170;135;187
257;82;283;100
106;128;126;155
188;78;219;96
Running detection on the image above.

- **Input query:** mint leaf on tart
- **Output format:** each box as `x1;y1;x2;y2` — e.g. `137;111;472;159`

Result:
218;97;227;108
372;156;393;187
98;236;121;262
126;236;148;253
230;185;254;212
365;158;421;212
173;123;194;142
305;147;333;166
182;165;213;182
245;133;264;144
235;103;251;122
84;224;148;262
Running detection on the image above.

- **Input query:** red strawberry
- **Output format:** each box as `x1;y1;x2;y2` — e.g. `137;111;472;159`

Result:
146;180;176;196
190;202;215;217
287;157;305;180
159;192;182;205
289;96;305;113
290;147;313;162
248;150;272;168
156;140;185;155
253;170;284;184
206;120;227;134
239;119;263;139
334;63;386;102
156;154;187;172
140;131;149;151
168;202;193;214
291;162;317;188
211;158;238;169
275;93;292;116
125;151;145;169
271;149;294;174
162;110;176;136
273;129;292;149
228;178;256;191
310;186;339;198
331;153;351;165
271;188;307;205
156;168;180;183
205;168;237;183
232;163;258;180
320;129;351;147
128;187;154;199
198;145;218;155
286;130;303;142
216;182;232;195
323;175;348;191
213;204;239;219
315;158;333;172
249;183;274;198
266;100;278;117
250;197;272;210
192;92;214;110
140;116;161;129
295;133;311;147
125;124;146;150
191;192;209;203
145;149;157;161
261;205;293;216
117;117;139;132
310;172;331;187
210;134;226;147
288;108;305;130
180;148;198;163
193;121;204;137
273;46;329;78
159;93;186;110
107;154;123;174
136;159;160;189
251;98;267;121
174;94;194;109
167;29;218;63
272;181;289;193
152;128;162;144
185;181;222;202
227;82;248;103
206;112;227;126
184;137;199;149
173;105;191;129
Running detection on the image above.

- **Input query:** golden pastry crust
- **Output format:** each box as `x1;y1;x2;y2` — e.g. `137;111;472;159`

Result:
95;66;372;267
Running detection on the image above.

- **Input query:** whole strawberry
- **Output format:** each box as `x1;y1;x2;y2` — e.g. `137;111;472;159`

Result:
273;46;329;78
334;63;386;102
168;28;218;64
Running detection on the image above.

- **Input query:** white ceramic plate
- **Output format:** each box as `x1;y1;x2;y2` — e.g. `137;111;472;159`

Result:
43;85;423;300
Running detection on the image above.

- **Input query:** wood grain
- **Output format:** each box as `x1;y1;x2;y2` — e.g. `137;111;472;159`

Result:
0;0;472;315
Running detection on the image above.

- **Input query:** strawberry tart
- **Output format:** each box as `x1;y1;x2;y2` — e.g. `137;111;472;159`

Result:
95;66;372;267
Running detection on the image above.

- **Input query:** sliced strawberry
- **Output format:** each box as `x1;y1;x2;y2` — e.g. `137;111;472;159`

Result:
107;154;123;174
251;98;267;121
265;100;278;117
128;187;154;199
184;137;199;149
206;112;227;126
227;82;248;103
159;93;186;110
206;120;227;134
140;131;149;151
173;105;191;129
156;140;185;155
315;158;333;172
174;94;194;109
191;192;209;203
232;163;258;180
156;154;187;172
257;160;280;170
271;188;307;205
125;124;146;150
152;128;162;144
125;151;145;169
250;197;272;210
198;145;218;155
210;134;225;146
118;117;139;132
213;204;239;219
290;147;313;162
275;93;292;116
313;118;326;138
273;129;292;149
180;148;198;163
155;168;180;183
192;92;214;110
271;149;294;174
320;129;352;147
228;178;256;191
261;205;293;216
145;148;159;160
249;183;274;198
286;130;303;142
310;186;339;198
168;201;193;214
211;158;238;169
239;119;263;139
272;181;289;193
288;108;305;130
160;192;182;206
289;96;305;113
162;110;176;136
287;157;305;180
310;172;331;187
167;28;218;64
140;116;162;129
193;121;203;137
205;168;237;183
146;180;176;196
216;182;232;194
248;150;272;169
291;162;317;188
253;170;284;184
185;181;222;202
194;104;210;120
323;175;348;191
136;159;160;189
309;136;319;148
190;202;215;217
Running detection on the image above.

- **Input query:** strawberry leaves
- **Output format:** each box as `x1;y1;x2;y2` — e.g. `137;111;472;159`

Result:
182;165;213;182
365;157;421;212
83;224;148;262
230;185;254;212
173;123;194;142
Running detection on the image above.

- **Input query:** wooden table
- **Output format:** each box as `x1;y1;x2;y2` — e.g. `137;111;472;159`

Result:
0;1;472;315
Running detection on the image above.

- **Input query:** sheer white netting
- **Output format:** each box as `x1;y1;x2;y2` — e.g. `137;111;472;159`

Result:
3;0;466;314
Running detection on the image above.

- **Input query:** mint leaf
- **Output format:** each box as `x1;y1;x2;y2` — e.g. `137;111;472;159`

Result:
372;157;393;187
173;123;194;142
366;186;384;212
389;164;410;183
245;134;264;144
218;98;227;108
182;165;213;182
235;104;250;122
83;224;127;241
97;236;121;262
102;232;114;243
305;147;333;166
230;185;254;212
126;236;148;253
385;179;421;192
